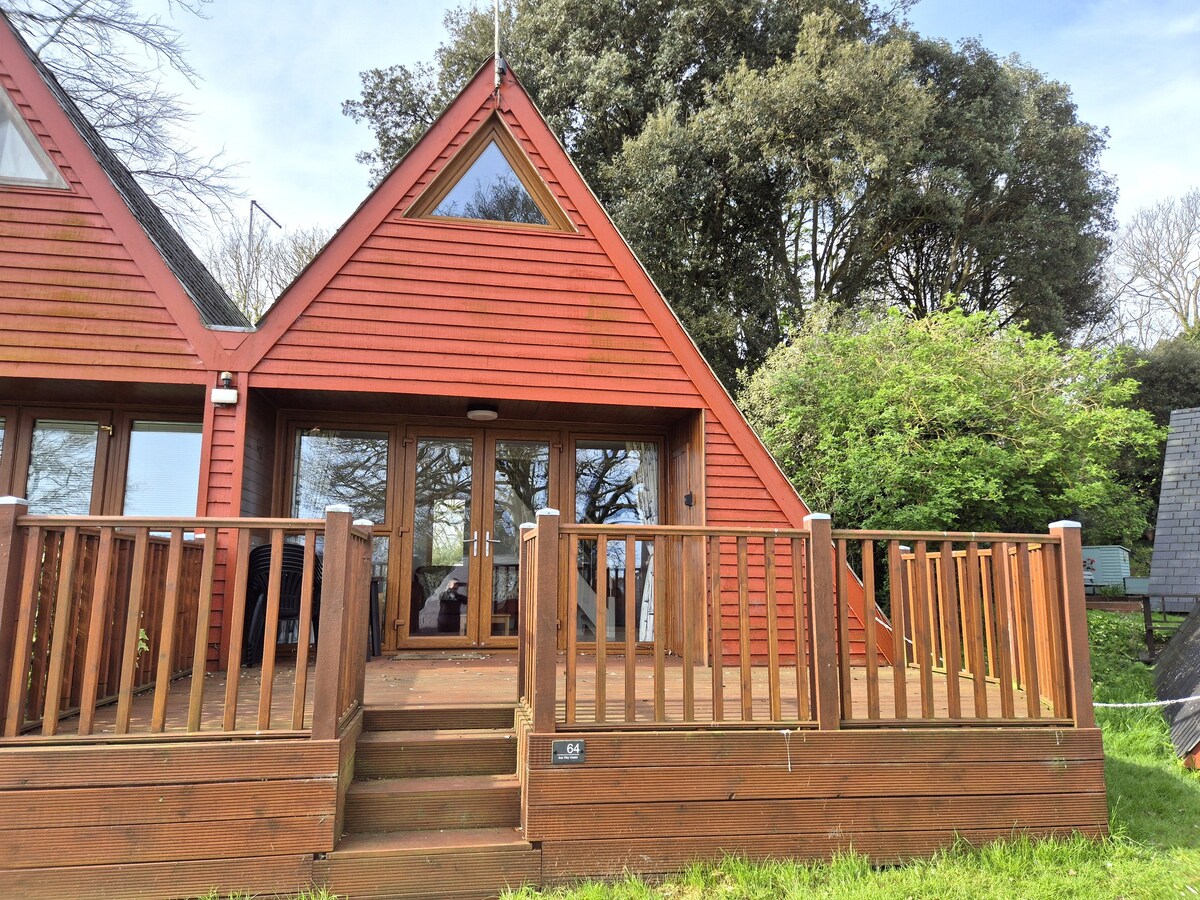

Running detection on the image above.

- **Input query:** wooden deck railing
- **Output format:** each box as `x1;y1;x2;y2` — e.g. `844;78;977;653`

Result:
830;527;1092;726
556;521;815;728
517;511;1094;733
0;500;373;742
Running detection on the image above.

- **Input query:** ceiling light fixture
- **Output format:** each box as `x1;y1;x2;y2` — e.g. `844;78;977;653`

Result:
466;402;499;422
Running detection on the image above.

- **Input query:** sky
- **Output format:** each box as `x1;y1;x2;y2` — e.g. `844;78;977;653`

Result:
142;0;1199;235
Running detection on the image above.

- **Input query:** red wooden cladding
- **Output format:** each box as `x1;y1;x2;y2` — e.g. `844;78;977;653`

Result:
0;48;216;381
0;516;361;741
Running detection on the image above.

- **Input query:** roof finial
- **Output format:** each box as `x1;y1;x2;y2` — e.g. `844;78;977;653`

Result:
494;0;502;91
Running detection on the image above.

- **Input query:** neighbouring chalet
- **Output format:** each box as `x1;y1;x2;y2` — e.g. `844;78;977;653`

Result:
0;16;1106;900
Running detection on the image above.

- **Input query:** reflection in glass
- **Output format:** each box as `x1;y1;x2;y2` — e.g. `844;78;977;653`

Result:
26;420;98;515
0;89;62;185
490;441;550;637
292;428;388;523
409;438;474;637
0;417;5;465
574;441;660;643
432;141;547;225
123;421;202;516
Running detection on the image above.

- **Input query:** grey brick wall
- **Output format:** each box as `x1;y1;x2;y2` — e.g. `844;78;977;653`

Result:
1150;408;1200;610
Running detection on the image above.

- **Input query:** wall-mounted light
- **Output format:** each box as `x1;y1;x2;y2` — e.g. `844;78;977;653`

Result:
211;371;239;406
466;401;499;422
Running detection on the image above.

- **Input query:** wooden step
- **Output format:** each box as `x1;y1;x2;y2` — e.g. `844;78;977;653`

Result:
363;704;515;732
317;827;539;899
344;774;520;833
354;729;517;779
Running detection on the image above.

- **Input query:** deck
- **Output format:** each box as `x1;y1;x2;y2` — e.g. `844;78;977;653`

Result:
0;509;1106;899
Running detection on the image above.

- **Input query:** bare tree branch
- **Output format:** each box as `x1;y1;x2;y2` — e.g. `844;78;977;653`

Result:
3;0;241;227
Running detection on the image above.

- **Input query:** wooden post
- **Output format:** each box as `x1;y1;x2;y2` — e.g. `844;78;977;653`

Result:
531;509;560;733
0;497;28;736
805;514;839;730
517;522;534;701
1050;521;1096;728
312;505;353;741
353;519;374;703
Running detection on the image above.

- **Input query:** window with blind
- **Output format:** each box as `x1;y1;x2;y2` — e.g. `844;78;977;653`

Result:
122;421;202;516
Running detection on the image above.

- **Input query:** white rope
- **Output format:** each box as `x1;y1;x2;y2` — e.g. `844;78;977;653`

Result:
1094;695;1200;709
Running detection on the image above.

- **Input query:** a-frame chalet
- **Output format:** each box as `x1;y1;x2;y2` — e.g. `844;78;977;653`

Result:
0;32;1106;900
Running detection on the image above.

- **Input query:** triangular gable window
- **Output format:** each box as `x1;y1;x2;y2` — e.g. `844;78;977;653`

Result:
433;141;546;224
408;115;572;231
0;87;66;189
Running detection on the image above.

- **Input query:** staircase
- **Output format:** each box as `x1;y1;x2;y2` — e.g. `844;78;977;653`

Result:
316;704;540;900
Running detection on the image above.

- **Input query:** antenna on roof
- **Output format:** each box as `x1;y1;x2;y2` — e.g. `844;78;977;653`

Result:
247;200;282;310
248;199;282;248
494;0;503;91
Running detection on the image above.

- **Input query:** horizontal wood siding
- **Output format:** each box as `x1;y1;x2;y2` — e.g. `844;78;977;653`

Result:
201;402;243;666
0;66;204;381
252;106;698;407
241;390;277;517
704;411;874;665
0;737;339;896
525;727;1107;882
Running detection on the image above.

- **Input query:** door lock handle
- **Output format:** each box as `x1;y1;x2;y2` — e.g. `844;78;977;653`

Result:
484;531;501;557
464;530;479;557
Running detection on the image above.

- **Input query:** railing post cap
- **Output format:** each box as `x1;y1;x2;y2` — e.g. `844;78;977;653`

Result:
1049;520;1081;529
535;508;560;518
519;522;536;530
325;504;353;514
0;496;28;507
803;513;832;522
353;518;373;526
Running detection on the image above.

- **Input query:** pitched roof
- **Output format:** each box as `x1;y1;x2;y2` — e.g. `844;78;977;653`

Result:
1155;604;1200;759
4;12;249;330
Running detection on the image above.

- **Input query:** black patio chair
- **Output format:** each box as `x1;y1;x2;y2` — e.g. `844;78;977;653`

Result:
243;541;322;667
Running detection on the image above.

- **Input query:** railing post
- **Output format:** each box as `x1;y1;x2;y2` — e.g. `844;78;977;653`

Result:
805;513;840;730
0;498;28;736
531;509;560;733
1050;521;1095;728
517;522;535;702
353;519;374;703
312;504;353;741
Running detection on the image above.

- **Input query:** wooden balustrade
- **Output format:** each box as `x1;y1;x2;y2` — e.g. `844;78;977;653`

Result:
0;505;372;742
831;529;1085;726
515;512;1093;734
554;521;816;728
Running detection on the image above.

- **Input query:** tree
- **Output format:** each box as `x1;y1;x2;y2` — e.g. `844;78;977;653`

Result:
739;308;1162;544
1114;188;1200;341
344;1;1114;385
3;0;237;224
877;38;1115;336
205;216;330;321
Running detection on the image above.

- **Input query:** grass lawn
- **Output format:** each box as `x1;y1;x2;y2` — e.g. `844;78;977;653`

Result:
503;611;1200;899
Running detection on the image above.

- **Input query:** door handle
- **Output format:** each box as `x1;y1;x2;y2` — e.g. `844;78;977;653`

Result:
464;530;478;557
484;531;501;557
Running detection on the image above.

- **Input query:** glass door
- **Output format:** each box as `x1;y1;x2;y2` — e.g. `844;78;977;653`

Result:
15;412;112;515
400;428;554;647
404;431;481;643
478;435;552;647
